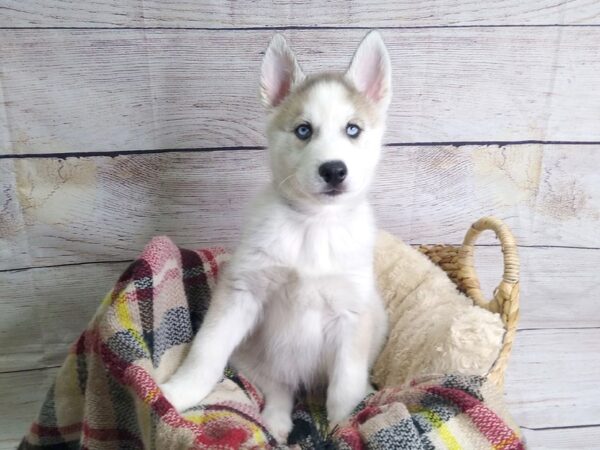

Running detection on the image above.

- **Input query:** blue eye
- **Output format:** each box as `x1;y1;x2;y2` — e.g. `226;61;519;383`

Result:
294;123;312;140
346;123;361;138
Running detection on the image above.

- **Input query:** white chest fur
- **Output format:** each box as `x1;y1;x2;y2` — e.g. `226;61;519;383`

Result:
229;188;377;387
237;188;375;274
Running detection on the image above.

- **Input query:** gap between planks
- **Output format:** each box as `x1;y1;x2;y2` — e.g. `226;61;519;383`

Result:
3;140;600;160
517;326;600;332
2;243;600;274
2;1;600;30
0;364;61;375
522;424;600;431
0;259;134;274
3;24;600;31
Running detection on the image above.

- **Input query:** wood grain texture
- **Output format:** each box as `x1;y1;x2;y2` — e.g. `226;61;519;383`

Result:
473;246;600;330
1;246;598;373
1;0;600;28
2;27;600;155
522;425;600;450
0;262;130;372
1;145;599;271
0;159;31;269
505;328;600;429
0;368;58;450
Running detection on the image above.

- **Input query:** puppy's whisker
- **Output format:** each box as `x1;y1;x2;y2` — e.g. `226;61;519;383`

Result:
291;173;313;200
277;173;295;192
278;171;314;202
355;177;371;196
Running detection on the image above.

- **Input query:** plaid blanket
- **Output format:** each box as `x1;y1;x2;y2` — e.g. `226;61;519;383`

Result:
20;236;524;449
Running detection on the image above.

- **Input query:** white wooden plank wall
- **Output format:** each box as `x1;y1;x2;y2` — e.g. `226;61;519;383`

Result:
1;2;599;448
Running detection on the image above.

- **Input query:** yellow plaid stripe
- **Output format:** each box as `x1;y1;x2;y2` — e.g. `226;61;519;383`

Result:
419;408;462;450
114;289;149;353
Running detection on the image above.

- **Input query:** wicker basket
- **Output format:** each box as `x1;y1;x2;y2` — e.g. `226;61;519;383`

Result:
418;216;520;386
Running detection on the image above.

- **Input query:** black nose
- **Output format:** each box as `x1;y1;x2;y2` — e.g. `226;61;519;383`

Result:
318;161;347;186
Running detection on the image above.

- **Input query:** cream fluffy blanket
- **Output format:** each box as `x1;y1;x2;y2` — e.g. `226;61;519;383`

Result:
372;231;505;388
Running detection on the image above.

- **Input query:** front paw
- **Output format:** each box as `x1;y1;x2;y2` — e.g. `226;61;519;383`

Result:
327;388;369;426
327;405;350;430
262;409;293;443
159;376;213;412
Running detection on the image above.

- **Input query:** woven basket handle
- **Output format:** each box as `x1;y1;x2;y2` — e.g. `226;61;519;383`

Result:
459;216;520;312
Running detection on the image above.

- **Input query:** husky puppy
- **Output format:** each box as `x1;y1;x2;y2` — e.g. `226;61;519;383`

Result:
160;31;391;442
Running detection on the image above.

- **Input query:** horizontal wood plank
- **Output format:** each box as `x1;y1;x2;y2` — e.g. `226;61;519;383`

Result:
1;329;599;448
1;1;599;28
0;262;129;372
2;27;600;154
505;328;600;429
472;246;600;330
1;246;598;372
1;145;599;271
521;425;600;449
0;368;58;450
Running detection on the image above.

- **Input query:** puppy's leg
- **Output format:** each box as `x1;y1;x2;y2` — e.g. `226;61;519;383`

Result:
255;376;294;443
368;291;388;368
160;284;260;412
326;312;373;426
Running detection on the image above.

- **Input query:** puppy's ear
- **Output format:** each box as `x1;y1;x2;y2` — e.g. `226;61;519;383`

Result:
260;34;305;109
345;31;392;111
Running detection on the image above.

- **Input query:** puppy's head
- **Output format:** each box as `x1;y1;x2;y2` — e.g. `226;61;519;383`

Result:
260;31;391;209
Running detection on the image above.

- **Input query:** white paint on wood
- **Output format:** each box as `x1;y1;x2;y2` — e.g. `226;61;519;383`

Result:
0;267;43;372
0;77;13;154
2;28;600;154
0;160;31;269
1;145;599;271
505;328;600;429
521;425;600;450
1;1;599;28
0;262;130;372
473;246;600;330
0;368;58;450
